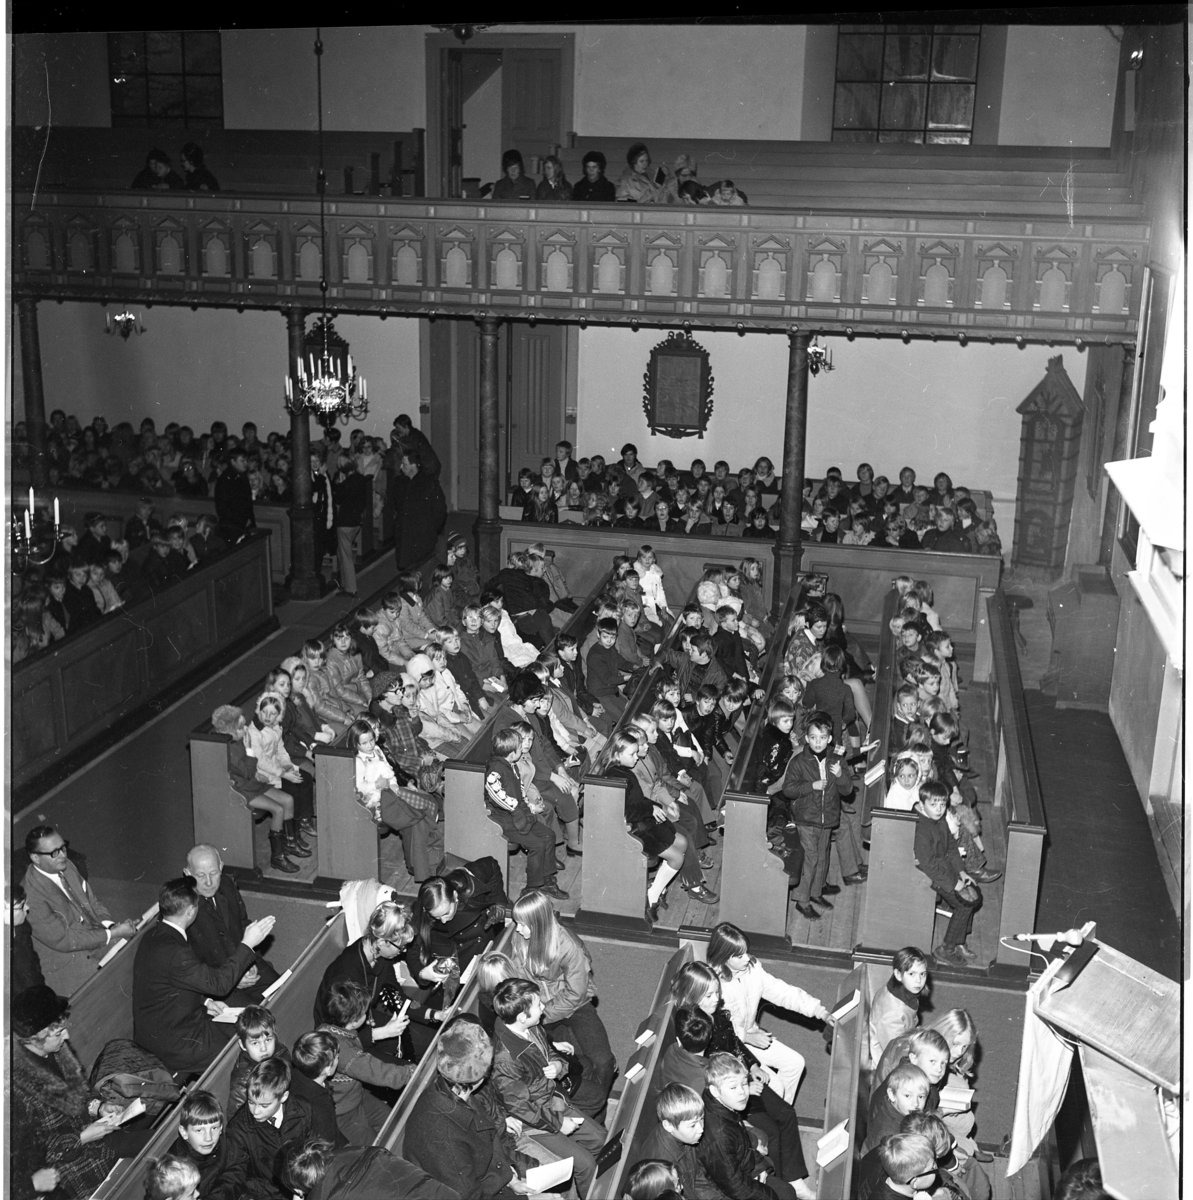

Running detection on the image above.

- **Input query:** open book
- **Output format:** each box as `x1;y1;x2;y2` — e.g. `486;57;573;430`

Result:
97;902;160;968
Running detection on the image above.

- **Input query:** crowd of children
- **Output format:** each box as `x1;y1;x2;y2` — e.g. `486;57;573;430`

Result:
513;443;1002;558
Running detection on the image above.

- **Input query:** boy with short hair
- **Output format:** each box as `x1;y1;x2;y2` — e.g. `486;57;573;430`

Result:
913;783;980;967
489;977;607;1194
711;606;752;684
167;1090;228;1198
484;727;563;898
639;1083;729;1200
863;1063;931;1154
447;534;481;610
228;1006;289;1114
556;632;605;728
586;617;638;719
617;600;652;669
459;603;509;694
868;948;928;1066
218;1057;315;1198
290;1031;348;1149
802;644;857;749
861;1132;938;1199
888;686;922;754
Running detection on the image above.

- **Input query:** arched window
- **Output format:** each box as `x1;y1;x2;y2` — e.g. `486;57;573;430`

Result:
923;262;950;306
703;253;727;298
346;242;370;283
649;252;674;296
545;249;570;292
158;235;182;275
596;250;620;293
1098;267;1126;314
25;231;49;270
494;247;519;290
394;245;419;286
69;233;92;272
204;237;228;277
250;239;274;278
811;259;836;302
980;265;1007;309
1039;266;1066;311
867;261;893;305
113;232;137;273
444;245;469;287
298;241;321;281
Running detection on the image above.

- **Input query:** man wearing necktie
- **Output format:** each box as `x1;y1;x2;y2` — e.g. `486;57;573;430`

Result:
21;825;138;996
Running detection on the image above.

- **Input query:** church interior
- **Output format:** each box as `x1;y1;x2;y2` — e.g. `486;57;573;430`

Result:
7;15;1185;1200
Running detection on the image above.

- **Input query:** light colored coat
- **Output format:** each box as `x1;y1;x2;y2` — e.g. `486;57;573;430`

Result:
720;959;823;1040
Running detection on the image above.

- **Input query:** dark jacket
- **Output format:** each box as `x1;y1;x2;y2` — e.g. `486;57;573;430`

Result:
215;1094;314;1198
188;874;280;1003
756;725;796;791
483;756;544;838
535;177;573;202
802;673;857;745
391;468;447;569
780;747;855;828
484;568;550;618
214;469;256;537
190;530;228;561
586;642;636;700
168;1131;231;1200
571;175;617;203
490;1020;571;1132
399;428;442;479
920;526;970;554
307;1145;460;1199
697;1089;780;1199
12;920;45;995
63;581;102;628
862;1085;906;1155
490;175;536;202
639;1121;728;1200
405;1074;519;1199
913;811;965;893
77;530;111;565
132;918;255;1074
333;472;371;527
711;626;750;681
131;166;184;190
406;856;507;974
11;1040;114;1200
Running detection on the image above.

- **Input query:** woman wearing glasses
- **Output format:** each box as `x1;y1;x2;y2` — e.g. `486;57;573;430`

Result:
21;826;139;996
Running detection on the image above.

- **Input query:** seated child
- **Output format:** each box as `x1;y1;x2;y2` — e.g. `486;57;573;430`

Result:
883;752;922;812
325;623;372;713
167;1090;229;1198
480;595;538;669
144;1155;201;1200
301;639;357;726
913;783;981;967
801;644;857;750
446;534;481;610
218;1058;315;1197
435;624;491;714
635;546;671;629
419;644;483;739
887;686;922;754
858;1132;938;1199
900;1111;991;1200
711;605;753;684
638;1083;727;1199
924;631;960;716
617;600;653;669
489;978;608;1195
756;697;800;797
863;1062;931;1154
289;1032;347;1149
556;632;606;729
228;1006;291;1116
87;561;125;614
660;1007;714;1093
316;980;418;1145
586;616;639;719
484;727;564;899
868;947;928;1067
424;564;460;630
459;604;509;695
624;1161;685;1200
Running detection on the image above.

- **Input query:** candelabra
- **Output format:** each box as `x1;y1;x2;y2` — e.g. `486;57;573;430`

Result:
808;337;834;376
13;488;61;571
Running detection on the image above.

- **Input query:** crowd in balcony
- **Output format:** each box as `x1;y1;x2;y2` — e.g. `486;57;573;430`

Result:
487;143;748;207
513;440;1003;557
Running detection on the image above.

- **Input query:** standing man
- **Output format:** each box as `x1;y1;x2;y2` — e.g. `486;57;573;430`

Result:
213;448;256;545
133;877;274;1077
183;844;281;1005
311;447;336;583
393;414;441;480
22;826;139;996
391;452;447;574
331;456;369;597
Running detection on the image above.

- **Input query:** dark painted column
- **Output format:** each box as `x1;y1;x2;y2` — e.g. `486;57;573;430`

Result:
286;308;322;599
1098;344;1136;566
773;330;810;612
477;315;503;581
18;297;49;487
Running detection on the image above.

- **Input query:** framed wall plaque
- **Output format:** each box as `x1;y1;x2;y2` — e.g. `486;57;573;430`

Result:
642;331;714;438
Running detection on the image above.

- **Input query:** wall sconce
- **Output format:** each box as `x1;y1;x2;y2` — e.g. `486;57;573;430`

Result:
105;310;145;339
900;329;911;345
845;327;855;341
579;316;588;329
807;337;834;376
1016;336;1026;349
631;319;639;331
958;332;968;347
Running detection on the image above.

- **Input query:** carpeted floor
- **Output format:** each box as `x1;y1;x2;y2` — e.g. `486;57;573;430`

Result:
1023;689;1180;981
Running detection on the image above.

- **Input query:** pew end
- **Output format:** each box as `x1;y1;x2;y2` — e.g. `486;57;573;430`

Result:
718;791;792;941
190;733;257;872
314;745;381;883
816;964;872;1199
856;810;937;956
576;775;651;933
444;760;510;888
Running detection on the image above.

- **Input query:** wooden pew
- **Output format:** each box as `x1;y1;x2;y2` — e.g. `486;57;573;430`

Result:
717;592;799;945
986;592;1047;970
439;570;613;892
372;925;516;1154
93;912;350;1199
815;964;872;1200
188;575;396;875
856;590;937;955
587;944;694;1200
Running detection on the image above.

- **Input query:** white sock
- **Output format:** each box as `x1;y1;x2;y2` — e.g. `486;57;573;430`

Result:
647;861;679;904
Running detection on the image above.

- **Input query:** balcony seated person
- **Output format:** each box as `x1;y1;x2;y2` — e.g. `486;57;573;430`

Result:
131;147;184;191
572;151;617;204
617;142;675;204
490;149;536;201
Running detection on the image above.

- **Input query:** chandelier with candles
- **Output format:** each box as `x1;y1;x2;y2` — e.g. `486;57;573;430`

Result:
12;487;61;571
283;28;368;425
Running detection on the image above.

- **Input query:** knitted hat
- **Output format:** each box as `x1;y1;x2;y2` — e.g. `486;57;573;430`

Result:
501;148;524;173
581;150;606;170
12;985;70;1039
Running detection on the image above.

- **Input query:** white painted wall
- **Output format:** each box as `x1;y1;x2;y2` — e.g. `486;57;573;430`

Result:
575;327;1086;543
17;303;422;439
998;26;1119;147
221;26;431;131
462;66;504;185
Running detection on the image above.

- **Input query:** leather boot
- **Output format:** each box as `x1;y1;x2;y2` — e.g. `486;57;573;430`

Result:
269;830;299;873
284;819;312;857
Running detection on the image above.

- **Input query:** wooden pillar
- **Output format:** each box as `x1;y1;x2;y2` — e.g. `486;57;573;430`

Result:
18;297;49;487
773;330;809;611
477;315;502;580
286;308;322;600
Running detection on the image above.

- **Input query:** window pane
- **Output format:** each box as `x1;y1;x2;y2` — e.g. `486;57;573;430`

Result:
185;75;224;120
111;33;146;77
835;82;881;130
837;34;884;81
146;31;183;73
879;130;925;143
184;31;222;75
833;129;878;142
928;83;976;129
880;82;926;130
840;24;884;32
932;34;980;81
934;24;981;33
884;33;930;81
148;74;187;121
111;76;148;118
927;132;972;144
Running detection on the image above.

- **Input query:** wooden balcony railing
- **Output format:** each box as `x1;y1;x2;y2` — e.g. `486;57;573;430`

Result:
13;190;1148;339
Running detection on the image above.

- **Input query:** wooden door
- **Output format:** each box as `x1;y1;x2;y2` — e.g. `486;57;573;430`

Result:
441;48;464;197
428;318;480;511
501;50;562;165
506;323;565;483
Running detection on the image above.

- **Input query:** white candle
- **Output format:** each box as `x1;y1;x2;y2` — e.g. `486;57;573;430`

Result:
53;497;60;527
24;510;31;539
28;487;34;515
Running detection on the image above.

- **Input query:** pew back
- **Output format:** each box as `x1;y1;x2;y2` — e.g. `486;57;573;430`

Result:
68;921;156;1068
93;913;349;1199
374;925;517;1155
987;592;1047;968
717;592;798;941
816;964;872;1200
587;944;694;1200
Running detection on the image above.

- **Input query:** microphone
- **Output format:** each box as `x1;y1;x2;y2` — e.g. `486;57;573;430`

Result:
1012;922;1095;951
